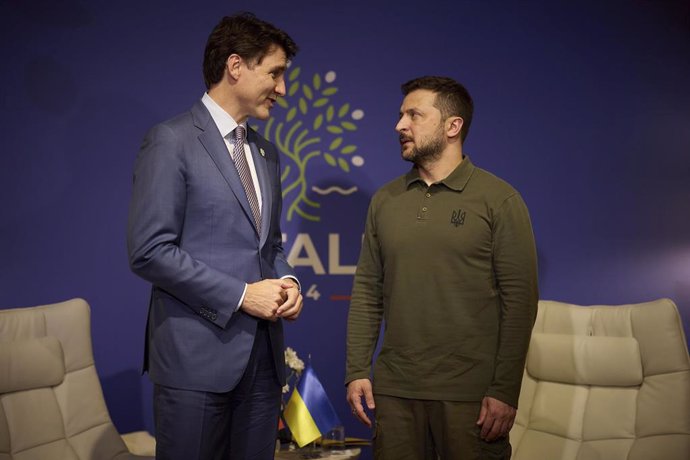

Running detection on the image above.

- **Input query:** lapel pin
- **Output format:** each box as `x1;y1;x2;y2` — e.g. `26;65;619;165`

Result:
259;148;266;157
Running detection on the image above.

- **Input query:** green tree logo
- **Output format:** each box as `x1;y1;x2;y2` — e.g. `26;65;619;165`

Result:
254;67;365;222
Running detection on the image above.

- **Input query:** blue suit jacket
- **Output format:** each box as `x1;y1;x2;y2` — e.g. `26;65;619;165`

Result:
127;100;294;392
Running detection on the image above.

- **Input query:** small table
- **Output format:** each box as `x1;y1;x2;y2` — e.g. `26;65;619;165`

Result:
275;447;361;460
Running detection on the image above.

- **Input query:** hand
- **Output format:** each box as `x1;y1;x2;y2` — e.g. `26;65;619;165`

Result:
241;279;288;321
276;279;303;321
476;396;516;441
346;379;375;427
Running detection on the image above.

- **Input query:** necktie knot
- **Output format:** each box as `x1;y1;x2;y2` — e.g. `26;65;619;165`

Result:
234;125;246;144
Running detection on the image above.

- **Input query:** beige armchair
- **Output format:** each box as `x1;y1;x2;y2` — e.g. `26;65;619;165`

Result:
0;298;155;459
510;298;690;460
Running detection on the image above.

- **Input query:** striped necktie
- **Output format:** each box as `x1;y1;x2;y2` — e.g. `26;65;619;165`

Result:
231;126;261;235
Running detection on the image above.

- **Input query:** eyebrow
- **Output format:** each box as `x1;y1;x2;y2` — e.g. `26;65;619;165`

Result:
400;108;422;116
270;65;287;74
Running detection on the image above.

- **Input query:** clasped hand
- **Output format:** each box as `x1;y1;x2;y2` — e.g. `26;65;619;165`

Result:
241;279;303;321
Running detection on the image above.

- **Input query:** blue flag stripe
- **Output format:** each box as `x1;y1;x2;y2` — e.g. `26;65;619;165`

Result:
296;365;342;434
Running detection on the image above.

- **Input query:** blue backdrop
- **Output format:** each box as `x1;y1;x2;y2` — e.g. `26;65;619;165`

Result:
2;0;689;455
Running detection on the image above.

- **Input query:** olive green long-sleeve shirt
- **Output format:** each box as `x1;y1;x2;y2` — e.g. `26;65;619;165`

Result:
346;156;538;407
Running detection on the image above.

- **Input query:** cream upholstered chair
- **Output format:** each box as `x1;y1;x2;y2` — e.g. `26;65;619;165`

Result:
0;298;154;459
510;298;690;460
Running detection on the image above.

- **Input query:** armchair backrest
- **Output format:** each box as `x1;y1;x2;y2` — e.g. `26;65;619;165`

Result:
0;298;142;460
510;298;690;460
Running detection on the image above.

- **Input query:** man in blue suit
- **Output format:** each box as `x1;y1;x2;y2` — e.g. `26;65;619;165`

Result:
127;13;303;460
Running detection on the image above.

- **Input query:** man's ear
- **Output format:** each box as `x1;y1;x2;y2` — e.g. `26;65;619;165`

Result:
447;116;464;139
226;54;242;81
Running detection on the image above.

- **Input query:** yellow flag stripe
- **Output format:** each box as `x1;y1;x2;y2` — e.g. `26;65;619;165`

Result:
283;390;321;447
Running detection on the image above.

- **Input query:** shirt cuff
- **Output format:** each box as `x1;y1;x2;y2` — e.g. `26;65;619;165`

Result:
280;275;301;293
235;283;248;312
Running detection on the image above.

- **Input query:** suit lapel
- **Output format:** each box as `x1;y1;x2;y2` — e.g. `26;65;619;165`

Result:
192;101;260;238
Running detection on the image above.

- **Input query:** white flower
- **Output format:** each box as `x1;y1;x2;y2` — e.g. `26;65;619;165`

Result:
284;347;305;372
282;384;290;394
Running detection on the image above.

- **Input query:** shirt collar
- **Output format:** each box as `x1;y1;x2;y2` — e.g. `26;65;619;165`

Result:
405;155;475;191
201;93;246;139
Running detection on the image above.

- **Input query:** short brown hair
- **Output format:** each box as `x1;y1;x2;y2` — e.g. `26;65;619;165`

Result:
203;12;298;89
402;76;474;142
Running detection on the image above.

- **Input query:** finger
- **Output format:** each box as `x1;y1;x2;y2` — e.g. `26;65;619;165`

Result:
487;415;508;441
479;414;494;440
276;289;298;312
276;300;295;315
282;296;303;318
500;419;512;438
280;280;297;289
279;307;298;320
485;421;499;441
353;404;372;427
487;421;504;442
476;401;488;425
346;385;371;427
364;387;376;410
277;297;298;316
286;307;302;321
276;301;294;314
358;411;372;427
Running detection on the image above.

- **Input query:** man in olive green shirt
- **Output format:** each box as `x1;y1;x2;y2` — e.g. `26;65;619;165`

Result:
346;76;538;460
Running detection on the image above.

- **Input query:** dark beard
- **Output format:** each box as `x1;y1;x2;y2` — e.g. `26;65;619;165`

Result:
403;134;444;165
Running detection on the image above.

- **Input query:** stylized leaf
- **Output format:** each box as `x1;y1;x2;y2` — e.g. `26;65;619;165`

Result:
281;165;291;182
295;129;309;148
264;118;275;140
338;103;350;118
277;98;289;109
327;125;343;134
338;158;350;172
313;114;323;130
289;67;301;81
288;81;299;97
341;145;357;154
322;87;338;96
324;153;336;166
341;121;357;131
313;98;328;108
286;107;297;122
329;137;343;150
299;98;307;115
313;73;321;90
326;105;334;122
303;85;313;100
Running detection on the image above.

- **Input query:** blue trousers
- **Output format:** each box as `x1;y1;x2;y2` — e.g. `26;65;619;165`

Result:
153;321;281;460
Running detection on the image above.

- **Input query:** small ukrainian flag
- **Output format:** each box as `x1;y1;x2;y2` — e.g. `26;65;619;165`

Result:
283;364;342;447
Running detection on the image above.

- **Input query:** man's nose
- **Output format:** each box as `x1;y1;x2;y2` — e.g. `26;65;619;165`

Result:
395;117;406;133
275;77;286;96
